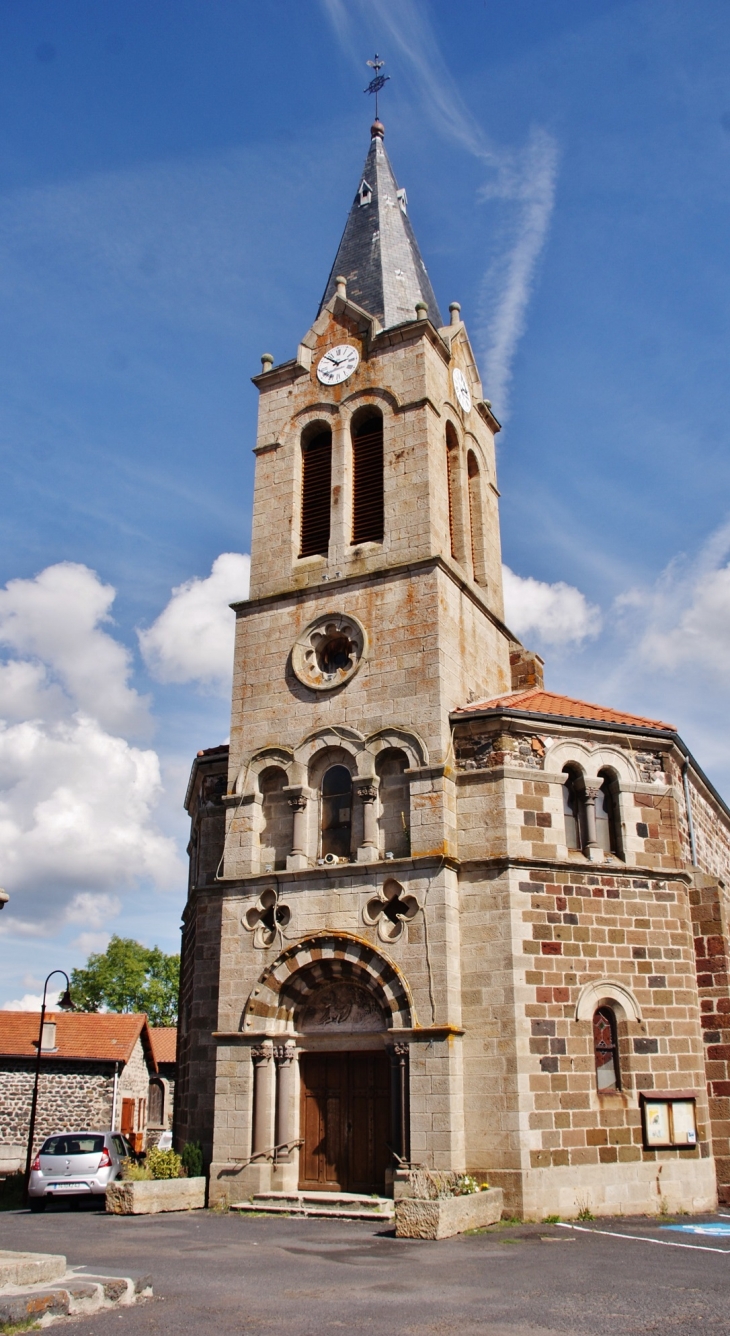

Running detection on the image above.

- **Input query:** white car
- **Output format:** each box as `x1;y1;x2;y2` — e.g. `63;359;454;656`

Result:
28;1131;135;1211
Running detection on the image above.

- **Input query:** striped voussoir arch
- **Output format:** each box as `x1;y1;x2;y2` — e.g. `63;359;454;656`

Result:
242;933;413;1030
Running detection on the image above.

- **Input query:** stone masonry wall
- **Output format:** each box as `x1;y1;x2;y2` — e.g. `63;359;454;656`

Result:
0;1061;114;1159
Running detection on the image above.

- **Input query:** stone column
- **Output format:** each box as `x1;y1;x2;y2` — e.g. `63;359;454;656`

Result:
272;1041;300;1192
389;1042;410;1163
582;783;603;863
285;787;312;872
251;1041;275;1159
356;779;379;862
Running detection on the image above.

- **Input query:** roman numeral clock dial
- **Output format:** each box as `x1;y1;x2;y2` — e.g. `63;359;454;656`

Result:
316;344;360;385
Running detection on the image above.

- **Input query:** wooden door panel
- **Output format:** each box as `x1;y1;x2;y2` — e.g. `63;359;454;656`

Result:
299;1051;390;1194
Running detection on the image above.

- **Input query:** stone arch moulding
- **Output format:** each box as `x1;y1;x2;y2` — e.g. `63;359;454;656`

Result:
340;386;401;417
366;726;428;770
574;978;642;1024
242;932;415;1033
234;748;294;797
544;739;639;786
294;725;368;776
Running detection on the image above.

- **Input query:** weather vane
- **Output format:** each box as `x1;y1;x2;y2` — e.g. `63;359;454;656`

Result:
365;54;390;121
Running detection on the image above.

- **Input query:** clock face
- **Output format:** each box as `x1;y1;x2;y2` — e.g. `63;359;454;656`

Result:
316;344;360;386
453;367;472;414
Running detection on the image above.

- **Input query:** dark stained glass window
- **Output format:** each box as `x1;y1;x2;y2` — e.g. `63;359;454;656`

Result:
593;1007;620;1092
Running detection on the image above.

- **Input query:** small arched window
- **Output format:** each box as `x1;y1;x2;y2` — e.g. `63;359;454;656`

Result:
596;769;622;857
593;1007;620;1092
376;749;410;858
562;765;584;851
260;766;290;871
321;765;352;860
467;450;487;587
446;423;460;562
300;426;332;558
351;412;384;545
148;1079;164;1126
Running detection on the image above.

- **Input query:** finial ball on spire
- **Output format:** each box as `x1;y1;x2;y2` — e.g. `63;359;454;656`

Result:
371;119;385;140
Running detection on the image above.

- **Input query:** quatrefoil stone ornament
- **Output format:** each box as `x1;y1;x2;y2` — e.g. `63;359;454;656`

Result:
363;878;419;943
291;612;367;692
243;888;291;949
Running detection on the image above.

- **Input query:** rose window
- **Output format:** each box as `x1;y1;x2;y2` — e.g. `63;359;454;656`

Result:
291;612;367;692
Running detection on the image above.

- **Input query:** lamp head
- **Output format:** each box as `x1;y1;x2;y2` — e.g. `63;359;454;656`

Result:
58;988;74;1012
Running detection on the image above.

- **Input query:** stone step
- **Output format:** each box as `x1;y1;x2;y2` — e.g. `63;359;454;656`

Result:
0;1264;152;1328
230;1190;394;1220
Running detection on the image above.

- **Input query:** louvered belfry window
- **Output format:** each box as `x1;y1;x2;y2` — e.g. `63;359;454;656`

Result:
351;413;384;545
300;428;332;558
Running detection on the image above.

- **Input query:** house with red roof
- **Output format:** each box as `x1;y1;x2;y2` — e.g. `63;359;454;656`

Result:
0;1011;177;1172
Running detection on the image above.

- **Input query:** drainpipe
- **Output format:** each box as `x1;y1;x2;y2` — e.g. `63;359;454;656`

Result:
682;759;698;867
111;1061;119;1132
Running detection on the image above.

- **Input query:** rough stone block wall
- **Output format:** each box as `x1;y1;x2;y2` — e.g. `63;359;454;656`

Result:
174;895;223;1166
692;873;730;1203
516;866;710;1184
0;1061;113;1157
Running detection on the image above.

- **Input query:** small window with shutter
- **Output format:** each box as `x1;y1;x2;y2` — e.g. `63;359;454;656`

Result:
351;413;384;545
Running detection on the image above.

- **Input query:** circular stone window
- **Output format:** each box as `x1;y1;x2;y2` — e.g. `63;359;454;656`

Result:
291;613;367;692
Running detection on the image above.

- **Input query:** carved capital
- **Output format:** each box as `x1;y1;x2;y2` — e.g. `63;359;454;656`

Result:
251;1042;272;1065
583;782;602;804
356;782;378;804
274;1042;296;1065
391;1042;409;1058
288;794;308;813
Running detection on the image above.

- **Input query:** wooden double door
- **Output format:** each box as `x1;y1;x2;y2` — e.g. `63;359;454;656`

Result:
299;1051;390;1194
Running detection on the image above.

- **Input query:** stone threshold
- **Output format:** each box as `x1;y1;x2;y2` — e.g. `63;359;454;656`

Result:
230;1190;394;1220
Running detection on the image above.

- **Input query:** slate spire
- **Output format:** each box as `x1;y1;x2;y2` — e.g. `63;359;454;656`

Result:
318;121;443;330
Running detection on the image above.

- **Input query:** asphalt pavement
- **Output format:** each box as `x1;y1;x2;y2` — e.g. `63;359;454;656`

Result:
2;1203;730;1335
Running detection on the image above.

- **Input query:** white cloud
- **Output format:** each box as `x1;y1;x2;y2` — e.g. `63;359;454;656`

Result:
618;521;730;681
138;553;249;692
319;0;558;420
0;563;183;939
503;564;602;646
2;991;61;1012
0;563;150;735
73;931;112;956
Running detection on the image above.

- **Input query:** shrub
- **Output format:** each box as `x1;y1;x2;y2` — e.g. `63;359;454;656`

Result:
146;1147;183;1180
121;1159;152;1181
181;1141;204;1179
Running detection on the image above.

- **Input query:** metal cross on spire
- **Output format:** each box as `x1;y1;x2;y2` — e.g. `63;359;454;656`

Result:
364;54;390;121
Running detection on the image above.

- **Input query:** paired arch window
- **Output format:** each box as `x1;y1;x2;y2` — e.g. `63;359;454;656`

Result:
300;427;332;557
376;748;411;858
351;412;384;545
562;766;584;851
562;764;623;858
260;766;290;871
596;769;622;857
321;764;352;860
593;1007;620;1092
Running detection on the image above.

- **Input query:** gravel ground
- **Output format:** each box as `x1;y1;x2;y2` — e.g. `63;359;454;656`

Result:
2;1202;730;1336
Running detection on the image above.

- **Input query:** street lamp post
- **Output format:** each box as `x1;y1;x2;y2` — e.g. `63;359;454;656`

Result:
23;970;74;1202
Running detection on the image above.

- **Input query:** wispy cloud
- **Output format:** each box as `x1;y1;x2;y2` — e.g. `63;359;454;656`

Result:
319;0;559;418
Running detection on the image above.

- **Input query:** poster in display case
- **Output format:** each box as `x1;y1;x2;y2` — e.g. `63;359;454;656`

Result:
640;1092;697;1150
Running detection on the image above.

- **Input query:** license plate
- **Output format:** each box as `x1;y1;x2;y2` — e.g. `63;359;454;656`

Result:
50;1182;87;1191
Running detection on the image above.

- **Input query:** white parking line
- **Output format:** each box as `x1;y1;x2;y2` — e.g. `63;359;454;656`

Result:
555;1222;730;1255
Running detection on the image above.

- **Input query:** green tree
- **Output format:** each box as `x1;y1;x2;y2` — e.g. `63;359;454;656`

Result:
70;936;180;1025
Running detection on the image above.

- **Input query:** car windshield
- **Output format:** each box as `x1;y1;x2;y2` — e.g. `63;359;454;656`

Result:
40;1135;105;1156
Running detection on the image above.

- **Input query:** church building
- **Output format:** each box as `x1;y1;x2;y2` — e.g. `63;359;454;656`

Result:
176;117;730;1220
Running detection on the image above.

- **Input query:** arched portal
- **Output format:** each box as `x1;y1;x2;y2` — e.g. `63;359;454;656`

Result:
243;935;413;1195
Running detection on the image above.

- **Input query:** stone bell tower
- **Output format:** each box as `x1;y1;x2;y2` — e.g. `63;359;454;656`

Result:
179;113;728;1223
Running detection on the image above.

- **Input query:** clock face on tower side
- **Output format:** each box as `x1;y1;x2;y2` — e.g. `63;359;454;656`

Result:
453;367;472;414
316;344;360;386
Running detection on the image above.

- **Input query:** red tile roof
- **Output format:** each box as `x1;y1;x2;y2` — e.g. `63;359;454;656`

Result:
149;1027;177;1065
0;1011;156;1069
453;688;675;732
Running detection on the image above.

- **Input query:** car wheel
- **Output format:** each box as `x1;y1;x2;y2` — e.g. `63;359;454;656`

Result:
29;1198;46;1213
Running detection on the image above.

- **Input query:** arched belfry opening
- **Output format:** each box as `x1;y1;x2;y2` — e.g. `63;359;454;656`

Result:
299;423;332;558
351;409;384;545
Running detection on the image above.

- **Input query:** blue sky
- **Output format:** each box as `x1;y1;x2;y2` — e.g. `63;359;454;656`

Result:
1;0;729;1005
